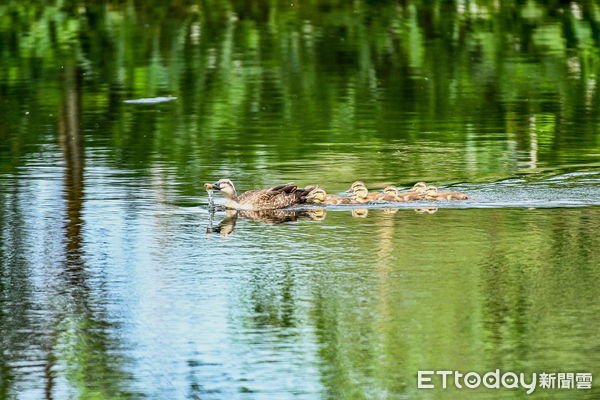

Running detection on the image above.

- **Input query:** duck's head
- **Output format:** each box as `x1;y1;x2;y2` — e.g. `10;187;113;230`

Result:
306;188;326;203
205;179;237;199
346;181;366;193
351;185;369;200
411;182;428;194
382;186;399;196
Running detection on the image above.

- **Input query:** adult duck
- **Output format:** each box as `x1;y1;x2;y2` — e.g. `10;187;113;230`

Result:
205;179;316;210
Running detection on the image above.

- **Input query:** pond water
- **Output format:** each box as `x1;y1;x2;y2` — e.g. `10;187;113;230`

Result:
1;1;599;399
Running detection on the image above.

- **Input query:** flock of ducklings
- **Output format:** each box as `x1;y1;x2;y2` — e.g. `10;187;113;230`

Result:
205;178;470;211
307;181;470;205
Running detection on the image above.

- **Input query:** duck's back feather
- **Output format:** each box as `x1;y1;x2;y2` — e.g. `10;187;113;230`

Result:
237;183;316;210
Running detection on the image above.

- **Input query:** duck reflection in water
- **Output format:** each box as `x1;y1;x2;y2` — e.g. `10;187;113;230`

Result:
206;210;238;237
206;208;327;236
351;208;369;218
206;205;441;236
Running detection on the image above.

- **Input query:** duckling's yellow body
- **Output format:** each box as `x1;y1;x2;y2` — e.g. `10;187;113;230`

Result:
325;195;357;205
435;190;471;200
307;188;360;205
397;192;427;201
408;182;428;194
423;187;471;201
348;182;379;203
354;193;380;203
350;188;377;203
376;187;425;202
205;179;316;210
377;192;402;202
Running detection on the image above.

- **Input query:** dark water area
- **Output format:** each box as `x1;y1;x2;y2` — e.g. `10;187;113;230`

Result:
1;1;599;399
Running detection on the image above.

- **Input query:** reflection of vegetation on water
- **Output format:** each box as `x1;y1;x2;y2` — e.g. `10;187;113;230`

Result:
292;207;600;398
2;1;600;187
0;59;139;398
206;206;599;397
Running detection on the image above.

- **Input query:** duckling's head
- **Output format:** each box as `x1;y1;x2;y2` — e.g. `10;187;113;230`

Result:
346;181;366;193
411;182;428;194
352;186;369;200
206;179;237;199
306;188;326;203
382;186;399;196
424;186;438;198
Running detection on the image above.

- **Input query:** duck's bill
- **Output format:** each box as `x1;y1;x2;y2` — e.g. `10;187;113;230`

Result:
204;182;221;190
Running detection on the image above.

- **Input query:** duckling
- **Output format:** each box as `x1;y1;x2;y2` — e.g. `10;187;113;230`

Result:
348;181;367;192
423;186;471;200
437;189;471;200
422;186;440;200
408;182;429;194
377;186;402;202
306;188;357;205
348;183;380;202
204;179;316;210
349;185;374;203
378;186;425;202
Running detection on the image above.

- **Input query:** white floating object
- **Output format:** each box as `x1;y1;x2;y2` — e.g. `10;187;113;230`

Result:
124;96;177;104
